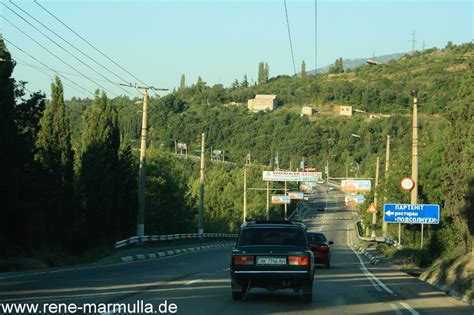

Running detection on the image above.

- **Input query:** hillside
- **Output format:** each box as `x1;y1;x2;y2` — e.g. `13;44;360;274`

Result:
308;52;405;74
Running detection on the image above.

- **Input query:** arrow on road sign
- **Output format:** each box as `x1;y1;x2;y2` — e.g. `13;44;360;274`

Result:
367;203;377;213
386;210;394;216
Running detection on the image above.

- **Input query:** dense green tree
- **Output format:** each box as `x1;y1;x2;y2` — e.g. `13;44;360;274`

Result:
442;72;474;254
179;74;186;90
329;57;344;74
301;60;306;78
0;40;19;255
231;79;239;89
78;90;121;246
241;74;249;88
35;76;74;248
258;62;265;84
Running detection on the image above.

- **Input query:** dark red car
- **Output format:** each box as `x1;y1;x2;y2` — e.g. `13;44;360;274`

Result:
307;232;333;268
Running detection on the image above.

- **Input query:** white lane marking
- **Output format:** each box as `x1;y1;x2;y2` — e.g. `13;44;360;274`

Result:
223;267;230;271
346;225;420;315
400;302;420;315
346;228;381;292
349;230;395;296
185;279;202;285
388;303;403;315
0;245;230;280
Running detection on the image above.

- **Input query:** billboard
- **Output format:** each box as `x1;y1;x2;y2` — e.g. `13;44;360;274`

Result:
344;195;365;206
263;171;323;182
341;180;372;193
288;192;304;200
271;195;291;204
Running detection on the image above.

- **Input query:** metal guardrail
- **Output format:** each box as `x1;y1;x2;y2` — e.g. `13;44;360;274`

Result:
115;233;238;249
355;220;398;246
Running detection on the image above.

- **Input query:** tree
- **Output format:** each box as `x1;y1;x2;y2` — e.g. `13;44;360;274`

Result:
241;74;249;88
35;76;74;247
258;62;270;84
0;39;19;254
258;62;265;84
231;79;239;90
79;90;120;245
329;57;344;74
264;63;270;82
443;72;474;254
179;74;186;90
301;60;307;78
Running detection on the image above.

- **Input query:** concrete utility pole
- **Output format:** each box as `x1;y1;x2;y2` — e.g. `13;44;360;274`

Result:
383;135;390;237
119;83;168;237
411;90;421;247
243;167;247;223
326;159;329;183
284;181;288;220
199;133;205;234
411;91;418;205
137;88;148;237
266;181;270;220
372;156;380;237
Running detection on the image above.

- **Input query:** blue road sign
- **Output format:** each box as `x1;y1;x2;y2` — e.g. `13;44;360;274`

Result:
383;203;440;224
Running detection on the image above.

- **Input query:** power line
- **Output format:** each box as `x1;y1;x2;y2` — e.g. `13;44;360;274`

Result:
283;0;296;75
1;3;129;97
15;59;119;84
1;14;118;97
34;0;149;87
9;0;138;97
2;36;94;97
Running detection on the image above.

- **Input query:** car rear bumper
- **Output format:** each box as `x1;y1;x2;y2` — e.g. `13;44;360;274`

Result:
231;270;312;290
314;253;330;265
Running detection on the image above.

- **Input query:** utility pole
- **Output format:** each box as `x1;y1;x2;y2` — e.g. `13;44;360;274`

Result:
411;90;421;247
326;159;329;183
383;135;390;238
243;167;247;223
137;88;148;238
199;133;205;234
372;156;380;237
119;83;168;238
266;181;270;220
284;181;288;220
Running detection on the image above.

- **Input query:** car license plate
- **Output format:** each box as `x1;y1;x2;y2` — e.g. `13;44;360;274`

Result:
256;257;287;265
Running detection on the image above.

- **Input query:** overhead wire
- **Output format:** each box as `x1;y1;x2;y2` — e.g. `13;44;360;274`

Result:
0;14;118;97
14;58;115;84
283;0;297;75
9;0;138;97
1;3;128;97
2;36;94;97
34;0;155;96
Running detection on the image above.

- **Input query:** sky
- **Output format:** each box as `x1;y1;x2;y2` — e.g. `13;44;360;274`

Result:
1;0;472;99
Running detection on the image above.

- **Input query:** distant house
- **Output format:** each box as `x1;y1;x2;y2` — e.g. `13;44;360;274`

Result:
247;94;277;112
301;106;315;116
337;105;353;116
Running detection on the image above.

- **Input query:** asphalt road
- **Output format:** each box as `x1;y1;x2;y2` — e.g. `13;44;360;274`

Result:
0;184;471;315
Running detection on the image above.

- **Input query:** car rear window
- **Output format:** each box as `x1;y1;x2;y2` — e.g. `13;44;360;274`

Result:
307;233;327;242
238;228;307;247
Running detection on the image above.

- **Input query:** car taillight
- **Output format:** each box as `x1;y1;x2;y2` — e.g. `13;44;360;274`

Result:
318;244;329;251
288;256;309;266
233;255;254;265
